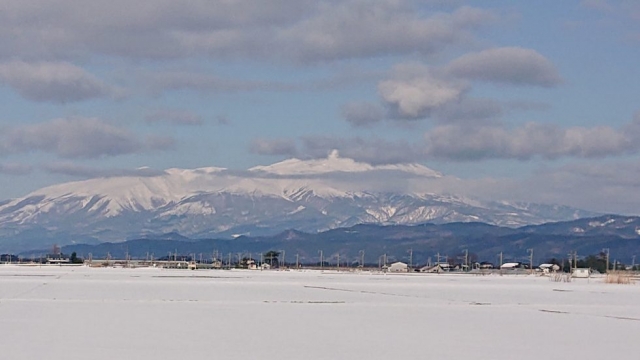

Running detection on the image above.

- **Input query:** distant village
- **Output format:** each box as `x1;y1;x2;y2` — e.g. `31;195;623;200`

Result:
1;244;637;280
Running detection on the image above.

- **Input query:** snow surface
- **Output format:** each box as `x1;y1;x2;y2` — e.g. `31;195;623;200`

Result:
0;266;638;359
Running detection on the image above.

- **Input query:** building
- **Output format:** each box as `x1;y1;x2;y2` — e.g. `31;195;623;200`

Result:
500;262;521;270
420;263;451;273
572;268;590;278
388;262;408;273
538;263;560;273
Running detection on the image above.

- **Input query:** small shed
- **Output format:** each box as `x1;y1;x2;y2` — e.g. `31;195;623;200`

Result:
572;268;590;278
388;262;408;273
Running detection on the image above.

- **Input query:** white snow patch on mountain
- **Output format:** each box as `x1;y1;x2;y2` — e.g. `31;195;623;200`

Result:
250;150;441;177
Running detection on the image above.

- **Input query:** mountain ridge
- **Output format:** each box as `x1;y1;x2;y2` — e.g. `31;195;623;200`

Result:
0;153;599;252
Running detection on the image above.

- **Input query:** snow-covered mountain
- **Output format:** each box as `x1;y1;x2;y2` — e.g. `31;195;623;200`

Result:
0;152;597;251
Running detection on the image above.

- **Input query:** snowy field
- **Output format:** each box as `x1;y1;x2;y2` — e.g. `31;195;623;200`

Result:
0;266;638;359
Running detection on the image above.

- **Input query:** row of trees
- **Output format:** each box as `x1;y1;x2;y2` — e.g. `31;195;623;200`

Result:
546;252;636;273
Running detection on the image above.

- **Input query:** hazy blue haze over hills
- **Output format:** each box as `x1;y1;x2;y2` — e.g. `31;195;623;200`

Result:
24;214;640;265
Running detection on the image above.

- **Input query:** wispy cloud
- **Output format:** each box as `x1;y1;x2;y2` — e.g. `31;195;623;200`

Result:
445;47;562;87
43;162;166;178
0;1;496;63
0;61;118;103
424;122;635;161
0;117;174;159
0;163;32;176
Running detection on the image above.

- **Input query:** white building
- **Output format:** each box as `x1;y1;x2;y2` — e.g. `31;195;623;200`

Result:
388;262;409;273
500;262;520;270
538;263;560;273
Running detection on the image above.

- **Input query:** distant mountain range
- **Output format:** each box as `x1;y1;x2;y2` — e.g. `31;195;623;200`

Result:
0;152;600;252
21;214;640;265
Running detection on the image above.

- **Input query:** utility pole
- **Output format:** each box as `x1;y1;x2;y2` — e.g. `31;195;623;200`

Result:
603;248;610;274
359;250;365;268
528;248;534;274
408;248;413;270
319;250;323;270
337;253;340;270
464;249;468;272
228;253;232;269
296;253;299;269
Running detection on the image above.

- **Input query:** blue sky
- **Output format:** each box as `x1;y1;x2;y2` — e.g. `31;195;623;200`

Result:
0;0;639;214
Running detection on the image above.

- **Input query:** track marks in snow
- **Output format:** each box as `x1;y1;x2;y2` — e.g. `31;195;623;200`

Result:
304;285;488;306
539;309;640;322
263;300;346;304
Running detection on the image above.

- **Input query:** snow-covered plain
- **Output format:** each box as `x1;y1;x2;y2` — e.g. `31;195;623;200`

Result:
0;266;638;359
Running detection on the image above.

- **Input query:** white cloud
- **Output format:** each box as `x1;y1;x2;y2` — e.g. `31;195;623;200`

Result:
446;47;562;87
424;122;636;161
278;112;640;164
0;1;495;62
0;61;116;102
278;3;496;62
301;136;426;165
378;63;466;119
0;117;169;159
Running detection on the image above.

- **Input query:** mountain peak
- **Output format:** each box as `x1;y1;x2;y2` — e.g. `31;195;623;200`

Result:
249;150;441;177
